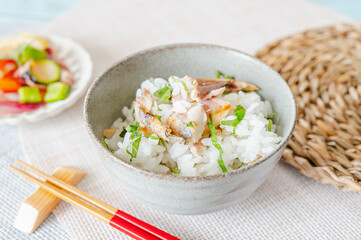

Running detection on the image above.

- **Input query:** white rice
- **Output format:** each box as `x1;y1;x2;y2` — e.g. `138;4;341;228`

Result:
104;76;282;176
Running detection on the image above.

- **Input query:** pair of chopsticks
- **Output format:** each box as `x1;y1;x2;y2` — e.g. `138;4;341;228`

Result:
9;160;179;240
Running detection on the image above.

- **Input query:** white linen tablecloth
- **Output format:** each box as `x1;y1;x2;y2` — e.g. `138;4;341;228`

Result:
17;0;361;239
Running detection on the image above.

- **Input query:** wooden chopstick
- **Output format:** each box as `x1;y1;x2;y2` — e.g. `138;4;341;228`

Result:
15;160;118;215
10;162;179;240
14;160;178;240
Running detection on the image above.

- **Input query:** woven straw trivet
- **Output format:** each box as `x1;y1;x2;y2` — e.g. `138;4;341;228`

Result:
256;23;361;192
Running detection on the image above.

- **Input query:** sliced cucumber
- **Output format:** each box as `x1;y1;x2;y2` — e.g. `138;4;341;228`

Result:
18;86;42;103
18;45;47;64
30;60;60;85
44;82;70;103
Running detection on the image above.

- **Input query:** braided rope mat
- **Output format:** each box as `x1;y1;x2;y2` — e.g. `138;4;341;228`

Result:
256;23;361;192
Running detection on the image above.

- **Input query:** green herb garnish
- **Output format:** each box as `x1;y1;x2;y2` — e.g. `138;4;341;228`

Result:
125;122;142;161
160;139;167;148
171;77;189;94
207;116;227;173
119;127;127;138
214;70;234;79
220;119;238;127
102;139;110;150
268;121;272;132
266;111;277;119
145;135;166;148
156;115;161;121
222;91;232;95
171;168;181;174
215;70;222;78
145;135;160;140
186;121;197;127
154;84;172;103
157;106;162;111
221;105;245;134
132;109;135;119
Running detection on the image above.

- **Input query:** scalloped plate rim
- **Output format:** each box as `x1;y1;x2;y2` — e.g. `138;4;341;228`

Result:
0;34;93;125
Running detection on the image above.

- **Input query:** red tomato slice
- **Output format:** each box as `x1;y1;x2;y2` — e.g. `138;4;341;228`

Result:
0;59;18;79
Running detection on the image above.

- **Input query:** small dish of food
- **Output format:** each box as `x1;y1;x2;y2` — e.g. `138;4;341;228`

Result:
0;33;92;124
85;44;296;214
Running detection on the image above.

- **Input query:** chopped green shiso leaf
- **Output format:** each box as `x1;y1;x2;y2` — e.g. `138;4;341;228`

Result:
125;122;142;161
214;70;234;80
156;115;161;121
157;106;162;111
171;77;189;94
102;139;110;150
215;70;222;78
221;105;245;134
145;135;160;140
160;139;167;148
266;111;277;119
207;115;227;173
222;91;232;95
268;121;272;132
145;135;166;148
171;168;181;174
154;84;172;103
186;121;197;127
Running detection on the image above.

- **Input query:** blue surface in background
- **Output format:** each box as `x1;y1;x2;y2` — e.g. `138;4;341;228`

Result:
311;0;361;21
0;0;84;21
0;0;360;22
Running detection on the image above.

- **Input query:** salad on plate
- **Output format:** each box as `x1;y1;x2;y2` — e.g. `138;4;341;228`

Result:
0;34;73;115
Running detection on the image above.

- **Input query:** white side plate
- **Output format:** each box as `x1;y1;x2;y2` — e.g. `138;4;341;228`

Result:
0;35;93;125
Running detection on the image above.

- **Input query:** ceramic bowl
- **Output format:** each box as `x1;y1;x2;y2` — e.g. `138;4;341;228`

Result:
84;43;296;215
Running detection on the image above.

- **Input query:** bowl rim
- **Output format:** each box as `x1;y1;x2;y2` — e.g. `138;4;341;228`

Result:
84;43;297;181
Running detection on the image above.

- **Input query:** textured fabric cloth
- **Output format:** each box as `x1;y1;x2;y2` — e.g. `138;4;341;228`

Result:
16;0;361;239
0;126;70;239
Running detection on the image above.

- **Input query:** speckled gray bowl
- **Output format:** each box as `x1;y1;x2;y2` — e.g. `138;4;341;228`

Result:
84;43;296;215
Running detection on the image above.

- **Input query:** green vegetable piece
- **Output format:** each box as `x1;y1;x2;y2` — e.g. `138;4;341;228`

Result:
124;122;142;161
207;116;227;173
222;91;232;95
154;84;172;103
186;121;197;127
221;118;238;127
145;135;160;140
266;111;277;119
268;121;272;132
221;105;245;134
160;139;166;148
18;45;47;64
171;168;181;174
44;82;70;103
156;115;161;121
102;139;110;150
30;60;61;85
171;77;189;94
18;87;42;103
234;105;245;121
214;70;222;78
